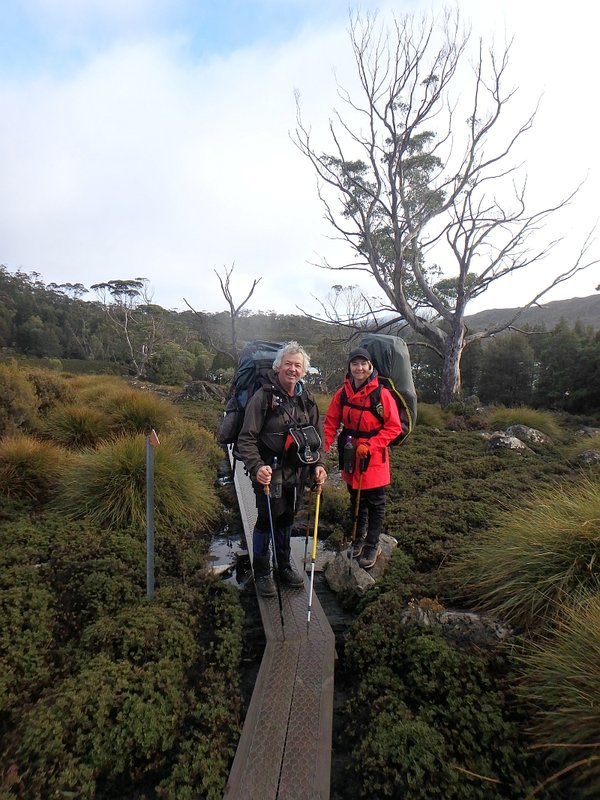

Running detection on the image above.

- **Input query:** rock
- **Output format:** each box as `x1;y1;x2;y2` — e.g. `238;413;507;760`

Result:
505;424;552;446
575;449;600;466
400;598;512;649
323;534;397;594
486;432;533;454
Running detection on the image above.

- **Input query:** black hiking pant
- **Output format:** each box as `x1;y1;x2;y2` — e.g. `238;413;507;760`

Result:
347;485;386;544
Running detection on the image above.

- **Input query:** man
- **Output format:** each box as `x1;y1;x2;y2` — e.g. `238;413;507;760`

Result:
237;341;327;598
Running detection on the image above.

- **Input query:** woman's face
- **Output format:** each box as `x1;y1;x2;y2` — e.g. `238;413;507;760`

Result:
349;357;373;388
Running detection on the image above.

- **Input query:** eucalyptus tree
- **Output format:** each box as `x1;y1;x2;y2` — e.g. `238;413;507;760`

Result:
91;278;166;377
294;9;597;406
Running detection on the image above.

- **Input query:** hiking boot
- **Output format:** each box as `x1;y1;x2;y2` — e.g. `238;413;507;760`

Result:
278;564;304;588
255;574;276;598
358;543;381;570
351;537;366;558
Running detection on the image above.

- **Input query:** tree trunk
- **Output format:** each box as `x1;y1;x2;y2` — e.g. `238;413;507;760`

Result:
440;329;464;408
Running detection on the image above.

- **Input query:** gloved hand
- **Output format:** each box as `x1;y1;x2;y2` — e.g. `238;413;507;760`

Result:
356;443;370;459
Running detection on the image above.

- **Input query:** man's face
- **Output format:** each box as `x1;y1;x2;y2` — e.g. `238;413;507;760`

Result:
277;353;306;393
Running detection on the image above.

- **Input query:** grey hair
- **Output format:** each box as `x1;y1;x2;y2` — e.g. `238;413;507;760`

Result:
272;341;311;372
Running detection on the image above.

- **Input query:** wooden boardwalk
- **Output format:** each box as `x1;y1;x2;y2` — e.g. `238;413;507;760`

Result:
223;458;335;800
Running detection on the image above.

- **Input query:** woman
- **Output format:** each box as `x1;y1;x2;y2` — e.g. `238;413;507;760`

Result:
237;341;327;598
324;347;402;569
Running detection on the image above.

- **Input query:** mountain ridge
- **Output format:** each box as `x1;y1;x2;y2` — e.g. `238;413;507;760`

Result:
464;294;600;332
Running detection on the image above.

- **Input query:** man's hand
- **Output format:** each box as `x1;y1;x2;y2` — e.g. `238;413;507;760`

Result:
256;465;272;486
313;466;327;486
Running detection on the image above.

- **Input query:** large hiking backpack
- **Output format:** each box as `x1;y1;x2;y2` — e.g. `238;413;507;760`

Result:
218;340;282;452
344;333;417;446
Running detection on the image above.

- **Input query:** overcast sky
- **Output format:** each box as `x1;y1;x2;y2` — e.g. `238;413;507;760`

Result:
0;0;598;317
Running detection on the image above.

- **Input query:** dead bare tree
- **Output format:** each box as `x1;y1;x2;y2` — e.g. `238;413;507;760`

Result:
184;264;261;362
294;9;597;406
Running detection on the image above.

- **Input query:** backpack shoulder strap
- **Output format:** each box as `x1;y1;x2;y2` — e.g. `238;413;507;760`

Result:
340;385;384;423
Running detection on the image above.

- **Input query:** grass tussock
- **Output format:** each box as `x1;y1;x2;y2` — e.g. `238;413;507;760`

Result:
161;417;224;472
487;406;563;440
103;389;177;435
414;402;445;428
67;374;128;405
55;434;220;532
42;403;112;449
520;595;600;798
0;434;69;505
566;433;600;462
447;477;600;631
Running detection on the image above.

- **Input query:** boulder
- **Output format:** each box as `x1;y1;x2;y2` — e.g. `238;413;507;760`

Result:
505;424;552;446
323;533;397;595
485;432;533;454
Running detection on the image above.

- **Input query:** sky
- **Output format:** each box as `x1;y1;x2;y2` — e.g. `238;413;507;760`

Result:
0;0;598;318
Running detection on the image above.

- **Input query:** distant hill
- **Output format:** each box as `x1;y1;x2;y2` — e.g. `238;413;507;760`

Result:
464;294;600;333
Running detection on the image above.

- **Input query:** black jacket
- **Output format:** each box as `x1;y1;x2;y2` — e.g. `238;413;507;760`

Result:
236;370;325;484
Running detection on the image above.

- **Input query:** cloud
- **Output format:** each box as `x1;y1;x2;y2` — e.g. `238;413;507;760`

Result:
0;0;597;319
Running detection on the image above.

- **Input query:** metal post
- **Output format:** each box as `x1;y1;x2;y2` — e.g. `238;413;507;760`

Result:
146;429;160;599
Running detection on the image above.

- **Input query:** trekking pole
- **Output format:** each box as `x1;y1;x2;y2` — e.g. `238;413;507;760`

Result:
306;484;322;637
348;457;367;575
303;487;315;572
264;484;285;637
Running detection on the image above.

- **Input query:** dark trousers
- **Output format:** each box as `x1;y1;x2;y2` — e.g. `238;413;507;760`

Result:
252;484;297;576
347;485;386;544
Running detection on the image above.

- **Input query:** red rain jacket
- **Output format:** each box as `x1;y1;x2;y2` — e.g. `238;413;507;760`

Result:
324;373;402;490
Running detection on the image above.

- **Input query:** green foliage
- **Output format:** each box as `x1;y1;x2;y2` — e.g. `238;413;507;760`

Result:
0;434;68;505
145;342;196;385
0;579;56;728
520;595;600;798
342;611;535;799
487;405;563;440
447;478;600;631
383;428;569;587
319;484;349;529
41;402;112;448
55;435;220;532
0;361;39;437
23;367;75;414
414;401;446;428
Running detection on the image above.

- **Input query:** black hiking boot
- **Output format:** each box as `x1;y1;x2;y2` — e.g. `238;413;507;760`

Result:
278;564;304;588
358;543;381;570
351;536;366;558
255;573;276;598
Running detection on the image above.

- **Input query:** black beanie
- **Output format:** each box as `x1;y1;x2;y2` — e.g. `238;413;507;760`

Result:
348;347;372;364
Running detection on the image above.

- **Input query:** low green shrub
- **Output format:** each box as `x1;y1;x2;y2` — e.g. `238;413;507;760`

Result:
0;361;39;437
23;367;75;415
342;610;537;799
5;654;191;799
0;580;56;727
446;477;600;631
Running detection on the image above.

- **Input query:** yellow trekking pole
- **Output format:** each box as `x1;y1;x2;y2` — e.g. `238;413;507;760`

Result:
306;484;322;636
